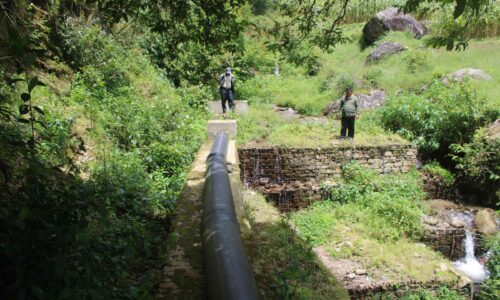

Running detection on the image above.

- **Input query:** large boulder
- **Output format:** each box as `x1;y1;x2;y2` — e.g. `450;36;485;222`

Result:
362;17;389;46
362;7;428;45
366;42;406;63
323;90;387;117
474;209;498;235
442;68;493;84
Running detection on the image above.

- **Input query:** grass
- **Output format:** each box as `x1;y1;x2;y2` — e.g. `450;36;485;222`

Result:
236;106;408;147
290;165;463;284
241;189;349;300
239;24;500;115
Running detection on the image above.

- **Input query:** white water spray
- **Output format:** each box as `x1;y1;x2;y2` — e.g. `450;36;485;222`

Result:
453;230;489;283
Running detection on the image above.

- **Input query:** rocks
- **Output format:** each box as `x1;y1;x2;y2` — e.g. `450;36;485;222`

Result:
422;216;439;226
239;145;418;211
356;90;387;110
323;100;341;117
362;7;428;45
450;218;466;228
443;68;493;84
323;90;387;116
421;216;466;260
362;17;389;45
366;42;406;63
474;209;498;234
259;177;270;185
438;262;448;272
355;269;367;275
347;273;357;280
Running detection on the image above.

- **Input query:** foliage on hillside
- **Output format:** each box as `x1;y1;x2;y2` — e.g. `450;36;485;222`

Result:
380;79;497;159
0;0;499;298
0;13;209;300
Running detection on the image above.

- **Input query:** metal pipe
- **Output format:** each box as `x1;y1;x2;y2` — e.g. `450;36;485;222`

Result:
202;132;260;300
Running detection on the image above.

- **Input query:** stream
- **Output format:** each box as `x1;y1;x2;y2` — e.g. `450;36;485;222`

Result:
452;211;490;283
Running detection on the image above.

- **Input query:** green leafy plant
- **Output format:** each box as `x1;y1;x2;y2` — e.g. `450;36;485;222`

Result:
451;126;500;206
380;80;496;160
363;67;383;87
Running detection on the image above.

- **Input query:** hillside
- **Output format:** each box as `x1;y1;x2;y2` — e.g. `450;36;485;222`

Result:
1;1;499;299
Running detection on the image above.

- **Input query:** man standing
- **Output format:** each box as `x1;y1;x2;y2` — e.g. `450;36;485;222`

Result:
339;86;359;139
219;67;235;113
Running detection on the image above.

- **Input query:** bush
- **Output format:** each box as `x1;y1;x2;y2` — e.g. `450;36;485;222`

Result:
335;73;355;96
0;17;208;299
363;68;383;88
404;50;430;73
380;80;496;160
251;0;277;15
478;233;500;300
451;126;500;206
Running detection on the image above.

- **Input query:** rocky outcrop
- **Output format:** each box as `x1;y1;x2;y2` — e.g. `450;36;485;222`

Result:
362;17;389;46
442;68;493;84
362;7;428;45
366;42;406;63
474;209;498;234
323;90;387;116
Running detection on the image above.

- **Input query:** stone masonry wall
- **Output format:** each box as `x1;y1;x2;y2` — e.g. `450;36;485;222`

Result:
239;144;418;186
422;226;465;260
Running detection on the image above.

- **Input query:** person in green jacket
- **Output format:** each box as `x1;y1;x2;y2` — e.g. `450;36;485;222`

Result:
339;86;359;139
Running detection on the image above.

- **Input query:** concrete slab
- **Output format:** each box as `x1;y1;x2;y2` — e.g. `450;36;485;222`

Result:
207;120;237;140
209;100;249;114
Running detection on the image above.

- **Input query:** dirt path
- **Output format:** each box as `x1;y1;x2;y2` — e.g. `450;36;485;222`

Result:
156;142;211;300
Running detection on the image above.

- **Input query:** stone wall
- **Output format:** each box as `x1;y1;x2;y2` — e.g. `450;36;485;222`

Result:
422;173;454;200
422;226;465;260
239;144;418;186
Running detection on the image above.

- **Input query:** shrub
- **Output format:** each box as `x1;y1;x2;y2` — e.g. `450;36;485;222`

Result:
404;50;429;73
380;80;496;160
478;233;500;300
363;68;383;87
335;73;355;96
451;126;500;206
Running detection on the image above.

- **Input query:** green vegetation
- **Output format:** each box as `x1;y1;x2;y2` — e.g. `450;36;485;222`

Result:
291;164;461;283
1;0;499;298
401;287;467;300
422;162;456;190
451;126;500;206
294;163;427;243
242;189;349;300
0;8;209;299
478;233;500;300
380;79;497;159
236;107;407;147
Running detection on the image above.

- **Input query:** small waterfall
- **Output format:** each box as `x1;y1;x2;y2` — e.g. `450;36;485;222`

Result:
453;212;490;283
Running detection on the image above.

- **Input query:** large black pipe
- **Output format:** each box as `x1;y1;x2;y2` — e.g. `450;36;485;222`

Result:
202;132;260;300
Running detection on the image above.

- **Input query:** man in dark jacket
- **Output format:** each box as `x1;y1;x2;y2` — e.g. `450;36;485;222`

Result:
339;86;359;139
219;67;235;113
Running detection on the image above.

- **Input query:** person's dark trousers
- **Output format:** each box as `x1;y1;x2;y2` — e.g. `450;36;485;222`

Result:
340;116;355;138
220;88;234;113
